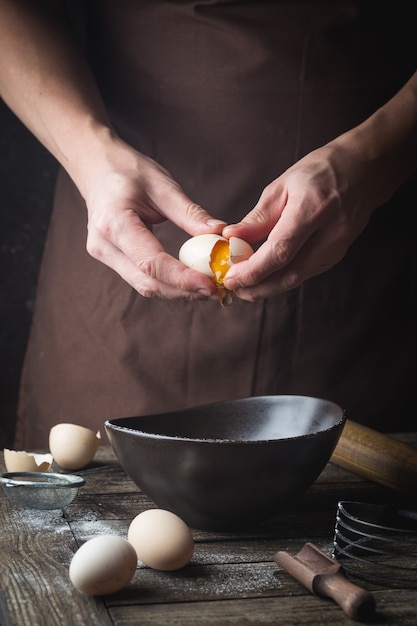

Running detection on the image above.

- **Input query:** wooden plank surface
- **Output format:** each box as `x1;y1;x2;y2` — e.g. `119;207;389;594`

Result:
1;437;417;625
0;497;113;626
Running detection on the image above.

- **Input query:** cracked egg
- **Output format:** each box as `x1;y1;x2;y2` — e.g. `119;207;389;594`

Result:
179;234;253;305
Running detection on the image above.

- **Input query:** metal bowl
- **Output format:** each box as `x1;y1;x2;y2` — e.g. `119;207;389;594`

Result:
105;395;345;531
0;472;85;510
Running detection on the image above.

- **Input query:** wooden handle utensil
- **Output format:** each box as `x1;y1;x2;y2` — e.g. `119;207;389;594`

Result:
274;542;375;620
331;420;417;493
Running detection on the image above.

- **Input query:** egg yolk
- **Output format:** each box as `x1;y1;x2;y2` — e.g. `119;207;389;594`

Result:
209;239;231;285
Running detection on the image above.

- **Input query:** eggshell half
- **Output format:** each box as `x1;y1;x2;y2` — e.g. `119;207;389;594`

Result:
69;535;137;596
49;423;100;470
128;509;194;571
3;449;53;473
229;236;254;263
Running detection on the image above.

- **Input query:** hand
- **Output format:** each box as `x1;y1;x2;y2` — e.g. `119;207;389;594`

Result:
79;135;226;299
0;0;224;301
222;143;376;301
223;71;417;302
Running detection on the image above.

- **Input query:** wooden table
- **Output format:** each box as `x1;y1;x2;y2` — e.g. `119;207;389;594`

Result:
1;438;417;626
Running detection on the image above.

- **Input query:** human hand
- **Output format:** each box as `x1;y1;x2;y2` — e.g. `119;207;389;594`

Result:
0;1;225;301
79;136;226;299
223;70;417;302
222;144;376;301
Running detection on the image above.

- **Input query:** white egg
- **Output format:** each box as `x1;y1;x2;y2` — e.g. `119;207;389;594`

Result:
3;449;53;473
49;423;100;470
128;509;194;571
69;535;137;596
179;234;253;284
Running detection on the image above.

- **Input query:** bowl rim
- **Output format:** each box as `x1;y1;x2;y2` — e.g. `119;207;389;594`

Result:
0;471;86;489
104;395;346;444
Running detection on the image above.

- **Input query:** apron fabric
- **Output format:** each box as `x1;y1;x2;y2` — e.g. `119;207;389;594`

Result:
15;1;417;448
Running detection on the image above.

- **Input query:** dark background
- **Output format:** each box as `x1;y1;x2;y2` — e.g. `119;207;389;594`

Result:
0;99;58;448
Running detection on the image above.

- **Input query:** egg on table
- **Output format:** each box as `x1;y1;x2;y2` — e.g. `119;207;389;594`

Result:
69;535;137;595
179;234;253;306
49;423;100;470
128;509;194;571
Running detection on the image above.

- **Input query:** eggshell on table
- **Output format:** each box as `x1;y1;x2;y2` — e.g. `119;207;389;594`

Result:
49;423;100;470
128;509;194;571
69;535;137;595
3;449;53;473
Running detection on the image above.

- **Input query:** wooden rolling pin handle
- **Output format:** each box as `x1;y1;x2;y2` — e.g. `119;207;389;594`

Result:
313;570;376;620
274;544;375;620
331;420;417;492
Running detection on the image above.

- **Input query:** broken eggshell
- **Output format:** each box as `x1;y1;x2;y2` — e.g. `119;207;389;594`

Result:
3;449;53;473
49;423;101;470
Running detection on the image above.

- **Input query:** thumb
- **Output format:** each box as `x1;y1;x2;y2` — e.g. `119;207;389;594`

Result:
164;191;227;236
184;202;228;236
222;185;286;243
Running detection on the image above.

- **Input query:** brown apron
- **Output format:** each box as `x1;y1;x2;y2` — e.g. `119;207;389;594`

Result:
16;1;417;448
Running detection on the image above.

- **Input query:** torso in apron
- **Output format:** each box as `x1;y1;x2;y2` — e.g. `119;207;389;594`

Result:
16;1;417;448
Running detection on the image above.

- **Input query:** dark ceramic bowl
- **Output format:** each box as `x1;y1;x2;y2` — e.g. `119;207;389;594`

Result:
105;395;345;531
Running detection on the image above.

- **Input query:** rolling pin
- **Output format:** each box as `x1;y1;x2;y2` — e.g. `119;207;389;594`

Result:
330;420;417;493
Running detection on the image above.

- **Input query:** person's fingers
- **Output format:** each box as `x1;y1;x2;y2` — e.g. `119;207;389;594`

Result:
223;238;293;294
171;200;227;236
141;171;227;235
87;221;217;299
228;224;348;301
224;214;314;292
222;181;287;243
223;179;341;293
